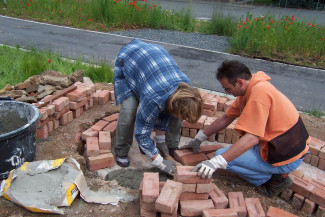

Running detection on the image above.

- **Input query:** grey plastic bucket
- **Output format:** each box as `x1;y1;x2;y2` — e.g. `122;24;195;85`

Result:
0;100;41;179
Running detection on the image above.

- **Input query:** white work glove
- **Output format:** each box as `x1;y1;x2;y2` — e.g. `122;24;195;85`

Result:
154;135;169;158
151;154;176;176
180;130;208;153
192;155;227;179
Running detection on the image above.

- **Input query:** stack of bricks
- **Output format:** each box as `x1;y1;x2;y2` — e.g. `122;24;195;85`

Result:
181;91;241;144
140;167;299;217
303;136;325;172
81;113;118;171
35;82;98;139
173;144;224;166
278;170;325;216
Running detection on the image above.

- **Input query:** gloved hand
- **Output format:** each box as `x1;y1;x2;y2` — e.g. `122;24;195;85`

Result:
151;154;176;176
154;135;169;158
192;155;227;179
179;130;208;153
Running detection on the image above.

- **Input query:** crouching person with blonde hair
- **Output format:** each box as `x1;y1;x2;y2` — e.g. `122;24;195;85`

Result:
113;39;203;176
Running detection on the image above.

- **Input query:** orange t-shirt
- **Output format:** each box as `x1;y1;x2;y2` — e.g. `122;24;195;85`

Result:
226;71;309;166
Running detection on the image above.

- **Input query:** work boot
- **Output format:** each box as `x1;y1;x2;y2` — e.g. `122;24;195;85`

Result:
256;174;293;197
168;147;178;158
116;155;130;167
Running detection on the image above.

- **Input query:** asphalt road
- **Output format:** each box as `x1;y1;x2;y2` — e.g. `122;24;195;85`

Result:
0;15;324;112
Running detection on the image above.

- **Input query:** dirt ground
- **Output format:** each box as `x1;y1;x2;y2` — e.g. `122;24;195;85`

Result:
0;101;324;217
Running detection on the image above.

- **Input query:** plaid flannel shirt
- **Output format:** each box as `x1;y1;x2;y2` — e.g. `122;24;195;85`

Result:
114;39;191;158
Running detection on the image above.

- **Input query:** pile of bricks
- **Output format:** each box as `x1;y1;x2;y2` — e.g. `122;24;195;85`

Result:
303;136;325;171
35;81;114;139
81;113;119;171
181;91;241;144
139;167;300;217
279;170;325;216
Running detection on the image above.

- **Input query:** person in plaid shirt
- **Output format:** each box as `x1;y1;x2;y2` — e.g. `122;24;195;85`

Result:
114;39;203;176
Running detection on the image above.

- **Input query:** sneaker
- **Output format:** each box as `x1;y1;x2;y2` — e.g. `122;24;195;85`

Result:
256;174;293;197
116;155;130;167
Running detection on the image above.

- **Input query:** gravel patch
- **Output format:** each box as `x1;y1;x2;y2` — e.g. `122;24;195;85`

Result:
109;28;231;53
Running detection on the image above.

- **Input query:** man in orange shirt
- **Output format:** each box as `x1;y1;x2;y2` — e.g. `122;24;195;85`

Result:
181;60;310;197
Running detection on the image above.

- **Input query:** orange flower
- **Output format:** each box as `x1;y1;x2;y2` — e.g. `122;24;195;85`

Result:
285;18;288;21
312;24;316;27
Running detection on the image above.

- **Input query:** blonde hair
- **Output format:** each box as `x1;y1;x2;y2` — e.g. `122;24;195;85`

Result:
167;82;203;124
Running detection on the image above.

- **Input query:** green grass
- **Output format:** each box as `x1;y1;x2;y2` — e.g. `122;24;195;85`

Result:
305;108;324;118
0;0;324;69
0;45;113;89
230;14;325;67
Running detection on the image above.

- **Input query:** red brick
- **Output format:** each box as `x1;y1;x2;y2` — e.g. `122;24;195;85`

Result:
203;98;218;111
36;125;48;139
37;116;54;128
199;144;224;155
301;198;316;215
174;149;193;162
160;203;178;217
281;189;294;201
180;153;208;166
140;208;157;217
46;104;56;116
99;131;111;150
182;115;207;129
182;183;196;193
309;187;325;207
217;97;227;111
99;149;111;155
228;192;247;217
311;155;320;167
86;153;114;171
320;146;325;159
266;206;298;217
217;133;225;143
93;90;100;105
289;175;315;198
189;129;197;139
155;180;182;214
66;88;87;102
103;121;117;137
175;166;211;184
142;172;160;203
203;209;238;217
139;189;156;211
203;109;216;117
316;206;325;217
292;193;305;210
46;120;54;133
181;127;190;137
85;137;99;157
53;119;59;129
303;153;312;163
52;96;69;112
98;90;110;105
91;120;109;131
88;98;93;108
110;90;115;101
14;80;31;90
103;113;119;122
81;128;99;141
209;184;228;208
69;97;88;110
59;111;69;125
245;198;265;217
39;108;48;121
179;192;209;201
290;170;304;179
83;101;90;111
200;91;208;99
318;158;325;170
304;177;325;191
196;183;212;193
159;182;165;192
180;199;214;217
53;105;70;119
309;137;325;156
72;107;83;118
232;133;241;144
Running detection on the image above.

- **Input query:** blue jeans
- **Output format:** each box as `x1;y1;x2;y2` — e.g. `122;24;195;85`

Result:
215;145;303;186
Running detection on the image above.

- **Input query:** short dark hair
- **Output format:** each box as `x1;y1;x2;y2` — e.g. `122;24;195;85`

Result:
216;60;252;85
